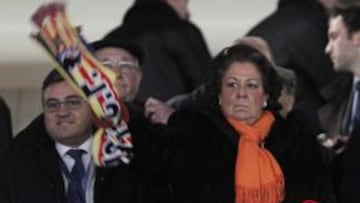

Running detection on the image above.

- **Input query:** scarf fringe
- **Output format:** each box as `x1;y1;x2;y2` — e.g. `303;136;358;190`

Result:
235;174;285;203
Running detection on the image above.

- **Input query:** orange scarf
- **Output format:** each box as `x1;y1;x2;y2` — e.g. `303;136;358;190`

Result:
226;111;284;203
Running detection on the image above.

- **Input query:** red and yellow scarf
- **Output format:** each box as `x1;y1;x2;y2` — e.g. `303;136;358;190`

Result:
30;3;132;167
226;111;284;203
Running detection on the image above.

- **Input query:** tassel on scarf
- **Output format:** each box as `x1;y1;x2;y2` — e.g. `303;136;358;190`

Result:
227;111;285;203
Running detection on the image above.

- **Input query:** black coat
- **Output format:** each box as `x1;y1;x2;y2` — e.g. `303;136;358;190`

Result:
0;115;166;203
104;1;211;101
0;97;12;156
247;0;336;120
160;108;333;203
340;122;360;203
317;73;354;202
318;73;353;138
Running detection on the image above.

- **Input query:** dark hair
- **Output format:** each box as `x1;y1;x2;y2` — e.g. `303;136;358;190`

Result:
331;6;360;36
41;69;65;97
207;44;282;111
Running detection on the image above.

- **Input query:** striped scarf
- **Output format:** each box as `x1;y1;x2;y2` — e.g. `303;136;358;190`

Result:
30;2;132;167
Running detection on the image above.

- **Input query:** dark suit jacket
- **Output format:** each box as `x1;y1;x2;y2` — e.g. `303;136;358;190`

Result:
0;97;12;155
318;73;353;138
317;73;353;201
340;122;360;203
0;115;166;203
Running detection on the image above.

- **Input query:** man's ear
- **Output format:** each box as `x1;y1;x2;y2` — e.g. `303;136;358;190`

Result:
352;30;360;47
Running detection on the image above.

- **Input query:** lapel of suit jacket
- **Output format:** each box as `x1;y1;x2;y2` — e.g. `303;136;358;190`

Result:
31;116;64;182
94;167;112;203
37;134;67;202
30;115;67;202
319;73;353;136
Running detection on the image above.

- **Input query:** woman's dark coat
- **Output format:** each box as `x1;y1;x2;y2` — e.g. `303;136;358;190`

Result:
129;107;334;203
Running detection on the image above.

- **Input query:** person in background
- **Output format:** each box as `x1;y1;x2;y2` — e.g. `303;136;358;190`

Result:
91;39;143;103
104;0;211;101
274;66;297;118
321;4;360;141
320;4;360;202
154;44;333;203
0;96;12;155
91;38;146;119
0;69;165;203
233;36;274;63
91;38;173;202
247;0;338;123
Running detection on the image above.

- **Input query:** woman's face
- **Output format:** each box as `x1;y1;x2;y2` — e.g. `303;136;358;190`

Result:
219;61;268;124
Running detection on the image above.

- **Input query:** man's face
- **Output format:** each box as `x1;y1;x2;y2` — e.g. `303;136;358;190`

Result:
95;47;142;102
43;81;93;147
326;16;359;72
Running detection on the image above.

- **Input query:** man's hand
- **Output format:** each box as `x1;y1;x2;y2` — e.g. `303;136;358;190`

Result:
145;97;175;124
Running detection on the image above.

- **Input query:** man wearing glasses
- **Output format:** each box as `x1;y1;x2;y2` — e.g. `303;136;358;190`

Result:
90;38;150;123
91;39;143;103
0;39;166;203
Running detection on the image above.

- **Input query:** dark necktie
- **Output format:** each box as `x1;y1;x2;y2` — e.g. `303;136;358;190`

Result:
354;81;360;123
67;149;86;203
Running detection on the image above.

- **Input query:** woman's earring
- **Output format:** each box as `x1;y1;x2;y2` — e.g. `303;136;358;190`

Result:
263;100;268;108
218;97;222;106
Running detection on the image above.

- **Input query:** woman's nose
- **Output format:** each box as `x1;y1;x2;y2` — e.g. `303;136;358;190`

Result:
235;86;247;97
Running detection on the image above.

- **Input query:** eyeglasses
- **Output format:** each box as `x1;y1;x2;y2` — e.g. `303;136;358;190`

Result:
43;96;85;112
101;60;140;72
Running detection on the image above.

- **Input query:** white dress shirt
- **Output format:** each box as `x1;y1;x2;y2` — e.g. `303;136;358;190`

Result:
56;137;95;203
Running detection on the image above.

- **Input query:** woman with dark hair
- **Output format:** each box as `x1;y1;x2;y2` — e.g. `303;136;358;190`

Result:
144;44;333;203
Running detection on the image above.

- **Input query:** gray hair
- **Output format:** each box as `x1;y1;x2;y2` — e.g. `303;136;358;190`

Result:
274;66;297;95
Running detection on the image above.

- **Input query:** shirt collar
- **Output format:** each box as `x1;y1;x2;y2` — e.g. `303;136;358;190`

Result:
56;136;93;159
353;76;360;87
